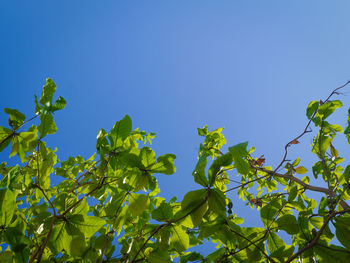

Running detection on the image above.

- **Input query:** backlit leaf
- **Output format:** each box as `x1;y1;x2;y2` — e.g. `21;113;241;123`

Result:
306;101;319;119
129;193;150;216
171;225;189;252
39;78;56;106
0;189;16;227
295;166;308;174
149;154;176;175
229;142;249;175
276;214;299;234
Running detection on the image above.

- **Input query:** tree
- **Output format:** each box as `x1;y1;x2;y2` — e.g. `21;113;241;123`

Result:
1;79;350;263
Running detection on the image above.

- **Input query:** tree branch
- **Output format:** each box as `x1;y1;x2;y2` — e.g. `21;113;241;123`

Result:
251;166;350;210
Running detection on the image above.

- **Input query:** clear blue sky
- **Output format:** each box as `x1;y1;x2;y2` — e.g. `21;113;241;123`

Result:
1;0;350;255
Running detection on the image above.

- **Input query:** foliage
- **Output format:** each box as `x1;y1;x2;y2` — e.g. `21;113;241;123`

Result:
1;79;350;262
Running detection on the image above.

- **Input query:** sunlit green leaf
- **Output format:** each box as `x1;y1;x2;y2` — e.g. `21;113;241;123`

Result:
4;227;30;262
206;188;226;220
39;78;57;106
152;202;174;222
260;198;282;227
276;214;299;234
129;193;150;216
295;166;308;174
109;114;132;148
334;215;350;250
51;96;67;112
208;153;232;185
180;252;203;263
229;142;249;175
147;250;172;263
0;126;12;152
149;154;176;175
317;100;342;120
306;101;319;119
0;189;16;227
171;225;189;252
181;189;207;227
140;146;156;167
192;154;209;187
69;214;105;238
38;113;57;138
4;108;25;129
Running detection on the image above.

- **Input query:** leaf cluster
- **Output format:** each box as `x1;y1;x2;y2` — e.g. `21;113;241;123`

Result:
1;79;350;262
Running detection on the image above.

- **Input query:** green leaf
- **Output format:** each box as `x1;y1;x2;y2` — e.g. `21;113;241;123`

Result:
276;214;299;235
306;101;319;119
121;152;143;168
69;234;86;257
320;136;332;154
39;78;56;106
297;214;313;240
334;215;350;250
181;189;208;227
267;232;294;261
317;100;343;120
50;96;67;112
140;147;156;167
295;166;308;174
109;115;132;148
260;198;282;227
0;251;13;263
49;221;67;254
292;157;301;167
171;225;189;252
180;252;204;263
72;198;89;215
229;142;249;175
206;188;226;220
0;126;12;152
0;189;16;227
192;154;209;187
208;153;232;185
4;108;25;129
267;232;286;254
343;165;350;182
156;227;171;250
315;243;350;262
38;113;57;138
149;154;176;175
129;171;151;192
152;202;174;222
147;250;172;263
49;219;86;256
129;193;150;216
197;125;209;136
246;241;264;262
206;247;226;262
344;108;350;144
4;227;29;263
69;214;105;238
288;185;298;202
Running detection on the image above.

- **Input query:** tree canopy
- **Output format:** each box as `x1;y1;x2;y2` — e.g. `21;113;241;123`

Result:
1;79;350;262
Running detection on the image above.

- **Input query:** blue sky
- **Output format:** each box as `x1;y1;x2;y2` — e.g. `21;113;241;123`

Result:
1;0;350;255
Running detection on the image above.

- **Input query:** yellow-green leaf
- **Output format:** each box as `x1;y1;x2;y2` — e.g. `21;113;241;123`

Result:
295;166;308;174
